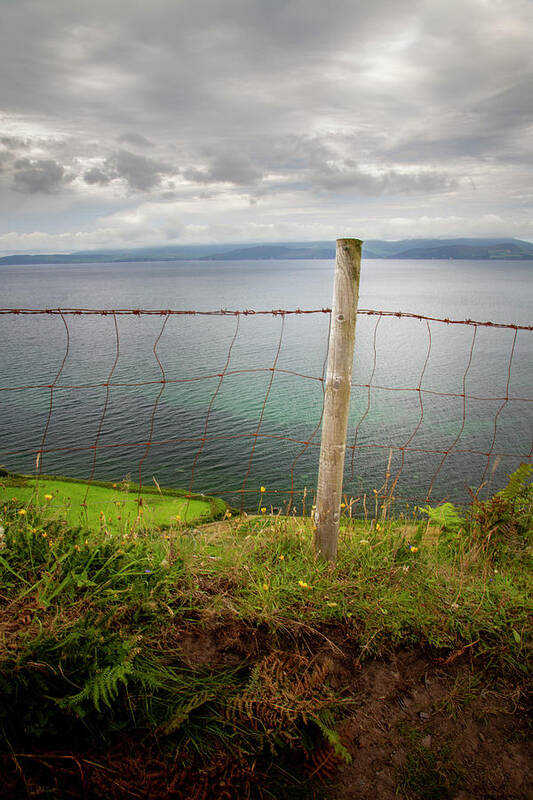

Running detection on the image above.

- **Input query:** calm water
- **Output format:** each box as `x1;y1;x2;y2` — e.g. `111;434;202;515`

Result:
1;258;531;510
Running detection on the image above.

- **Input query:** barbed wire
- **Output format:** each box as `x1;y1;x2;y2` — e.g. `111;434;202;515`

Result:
0;305;532;330
1;306;531;514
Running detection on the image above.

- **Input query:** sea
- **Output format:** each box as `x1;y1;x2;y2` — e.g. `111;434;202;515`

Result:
1;258;531;511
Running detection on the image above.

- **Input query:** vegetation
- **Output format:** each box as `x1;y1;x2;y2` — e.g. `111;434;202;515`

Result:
0;466;531;798
0;470;227;533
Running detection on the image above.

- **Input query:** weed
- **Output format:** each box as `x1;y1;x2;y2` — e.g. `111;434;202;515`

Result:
396;723;462;799
1;473;532;797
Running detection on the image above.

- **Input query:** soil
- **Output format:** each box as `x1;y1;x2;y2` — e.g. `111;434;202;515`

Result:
329;649;532;800
2;622;531;799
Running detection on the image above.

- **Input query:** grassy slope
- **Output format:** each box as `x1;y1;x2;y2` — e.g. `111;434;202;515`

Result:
0;484;531;797
0;471;227;531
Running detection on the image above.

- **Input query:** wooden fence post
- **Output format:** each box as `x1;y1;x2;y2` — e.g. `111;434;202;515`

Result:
314;238;362;562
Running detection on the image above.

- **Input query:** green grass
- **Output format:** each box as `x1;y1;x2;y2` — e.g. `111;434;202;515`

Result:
0;472;531;798
395;722;462;800
0;470;227;532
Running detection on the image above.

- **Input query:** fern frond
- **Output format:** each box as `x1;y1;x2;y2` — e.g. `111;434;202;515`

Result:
497;464;532;502
157;689;214;736
59;661;134;714
313;716;352;764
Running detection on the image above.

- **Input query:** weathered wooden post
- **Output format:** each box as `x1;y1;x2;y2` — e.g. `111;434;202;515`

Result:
314;238;362;562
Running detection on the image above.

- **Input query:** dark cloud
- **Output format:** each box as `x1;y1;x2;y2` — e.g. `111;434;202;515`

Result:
82;150;174;191
0;0;532;246
309;161;457;195
118;132;153;148
84;166;112;185
1;136;30;150
12;158;68;193
110;149;173;191
183;153;262;185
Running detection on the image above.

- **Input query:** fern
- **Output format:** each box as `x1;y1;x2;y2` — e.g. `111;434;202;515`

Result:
58;661;135;715
497;463;533;503
157;689;214;736
313;715;352;764
419;502;464;532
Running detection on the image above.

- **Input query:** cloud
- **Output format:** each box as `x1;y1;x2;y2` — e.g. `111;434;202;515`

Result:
12;158;68;193
82;149;174;191
110;150;172;191
183;152;263;186
0;0;532;247
310;162;457;195
83;166;112;185
1;136;30;151
118;132;153;148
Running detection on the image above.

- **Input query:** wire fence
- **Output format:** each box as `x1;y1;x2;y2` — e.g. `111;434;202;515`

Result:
0;306;532;516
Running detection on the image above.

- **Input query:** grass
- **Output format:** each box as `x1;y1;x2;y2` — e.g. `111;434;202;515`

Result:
395;722;462;800
0;470;227;532
0;468;531;798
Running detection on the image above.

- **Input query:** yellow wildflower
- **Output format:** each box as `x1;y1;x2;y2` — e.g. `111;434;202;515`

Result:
260;486;266;493
42;532;47;538
298;580;309;588
340;502;346;508
279;554;284;561
409;545;419;553
18;509;27;516
44;494;53;501
375;523;381;531
262;583;269;591
261;507;266;513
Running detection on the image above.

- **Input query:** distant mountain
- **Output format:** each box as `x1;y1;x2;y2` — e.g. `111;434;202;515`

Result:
370;239;533;260
199;243;334;260
1;238;532;265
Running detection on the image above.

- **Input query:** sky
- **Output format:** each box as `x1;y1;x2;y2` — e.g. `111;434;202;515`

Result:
1;0;532;253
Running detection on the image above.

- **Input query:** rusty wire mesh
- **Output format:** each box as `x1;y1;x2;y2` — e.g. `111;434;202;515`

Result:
0;306;531;515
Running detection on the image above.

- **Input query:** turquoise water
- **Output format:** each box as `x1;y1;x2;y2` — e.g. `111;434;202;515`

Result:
1;258;531;510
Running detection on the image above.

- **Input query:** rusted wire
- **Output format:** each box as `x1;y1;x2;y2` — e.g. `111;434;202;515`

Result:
136;313;171;501
426;326;477;499
239;314;286;510
36;311;69;482
388;319;432;499
1;306;531;511
350;314;382;478
478;327;518;490
83;312;120;509
188;314;241;502
0;306;531;331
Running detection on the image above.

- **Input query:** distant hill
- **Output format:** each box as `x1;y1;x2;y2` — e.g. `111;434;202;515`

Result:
1;238;532;265
371;239;533;260
198;243;334;260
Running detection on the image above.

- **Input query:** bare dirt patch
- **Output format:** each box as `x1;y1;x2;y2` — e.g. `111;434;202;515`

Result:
329;650;532;800
2;624;531;799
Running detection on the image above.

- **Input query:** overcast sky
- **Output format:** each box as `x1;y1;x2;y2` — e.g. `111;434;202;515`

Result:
1;0;532;253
